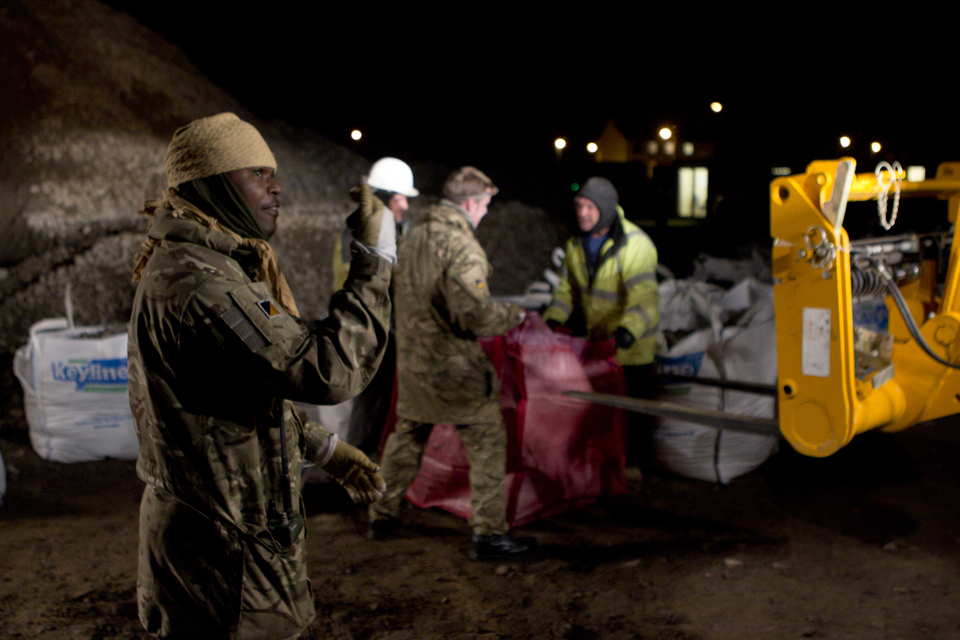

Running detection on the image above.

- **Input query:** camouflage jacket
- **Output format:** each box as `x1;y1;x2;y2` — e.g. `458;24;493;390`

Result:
128;206;391;638
394;202;523;425
332;210;408;293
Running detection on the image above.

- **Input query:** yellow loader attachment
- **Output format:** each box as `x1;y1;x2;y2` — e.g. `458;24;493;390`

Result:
772;159;960;456
566;159;960;459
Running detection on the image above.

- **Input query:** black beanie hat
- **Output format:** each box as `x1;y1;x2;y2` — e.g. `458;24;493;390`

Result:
577;176;619;235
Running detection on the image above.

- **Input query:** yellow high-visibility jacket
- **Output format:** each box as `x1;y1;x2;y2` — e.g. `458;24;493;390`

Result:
543;208;660;365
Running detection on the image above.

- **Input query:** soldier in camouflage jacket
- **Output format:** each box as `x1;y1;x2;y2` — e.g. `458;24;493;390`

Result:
129;113;393;639
368;167;534;561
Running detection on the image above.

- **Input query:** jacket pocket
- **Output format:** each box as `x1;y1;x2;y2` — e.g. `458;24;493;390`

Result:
236;537;314;639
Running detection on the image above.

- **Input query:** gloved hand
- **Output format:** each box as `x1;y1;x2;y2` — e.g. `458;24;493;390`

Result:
613;326;635;350
321;440;386;504
346;182;397;264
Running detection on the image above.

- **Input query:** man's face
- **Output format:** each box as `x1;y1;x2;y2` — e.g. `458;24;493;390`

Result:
575;197;601;233
463;193;492;227
226;167;281;237
388;194;409;223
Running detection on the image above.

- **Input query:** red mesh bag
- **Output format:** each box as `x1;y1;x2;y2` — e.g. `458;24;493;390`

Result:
382;313;627;526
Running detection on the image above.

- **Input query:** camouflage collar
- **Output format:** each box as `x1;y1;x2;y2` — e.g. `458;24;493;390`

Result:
141;200;299;316
429;202;475;233
148;205;240;256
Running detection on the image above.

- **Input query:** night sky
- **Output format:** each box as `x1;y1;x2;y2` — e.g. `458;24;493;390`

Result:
101;3;953;246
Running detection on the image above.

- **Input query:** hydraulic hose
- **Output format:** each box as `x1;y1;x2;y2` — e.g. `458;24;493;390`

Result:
870;259;960;369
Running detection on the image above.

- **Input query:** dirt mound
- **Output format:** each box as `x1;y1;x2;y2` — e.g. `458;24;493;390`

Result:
0;0;568;355
0;0;372;351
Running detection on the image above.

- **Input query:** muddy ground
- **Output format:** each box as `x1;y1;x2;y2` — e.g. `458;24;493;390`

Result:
1;393;959;639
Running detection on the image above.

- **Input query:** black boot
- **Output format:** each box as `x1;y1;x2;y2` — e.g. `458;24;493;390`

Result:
367;517;399;540
469;533;535;561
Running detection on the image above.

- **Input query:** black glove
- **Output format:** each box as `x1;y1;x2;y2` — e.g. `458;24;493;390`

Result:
613;326;635;350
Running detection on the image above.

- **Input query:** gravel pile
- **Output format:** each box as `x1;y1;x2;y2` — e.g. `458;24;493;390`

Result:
476;200;568;296
0;0;566;355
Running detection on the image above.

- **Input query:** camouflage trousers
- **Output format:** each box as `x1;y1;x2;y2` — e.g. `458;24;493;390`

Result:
370;418;509;535
137;486;314;640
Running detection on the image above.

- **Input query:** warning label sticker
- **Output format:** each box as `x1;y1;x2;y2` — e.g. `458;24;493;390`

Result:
802;307;831;378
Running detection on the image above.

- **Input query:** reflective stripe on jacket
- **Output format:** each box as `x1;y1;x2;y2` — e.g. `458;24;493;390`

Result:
543;207;660;365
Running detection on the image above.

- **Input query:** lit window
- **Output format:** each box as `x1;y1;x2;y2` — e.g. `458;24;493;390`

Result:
906;166;926;182
682;142;694;156
678;167;709;218
771;167;792;176
663;141;676;156
646;141;659;155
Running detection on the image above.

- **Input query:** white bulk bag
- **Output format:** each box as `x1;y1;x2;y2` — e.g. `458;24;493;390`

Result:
653;277;779;483
709;321;779;482
13;318;139;462
653;329;726;482
657;278;725;334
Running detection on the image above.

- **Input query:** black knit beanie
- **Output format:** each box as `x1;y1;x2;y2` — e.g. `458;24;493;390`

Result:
577;176;619;235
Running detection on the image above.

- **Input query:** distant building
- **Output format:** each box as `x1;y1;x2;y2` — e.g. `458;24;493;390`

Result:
595;120;629;163
595;120;714;168
594;120;715;220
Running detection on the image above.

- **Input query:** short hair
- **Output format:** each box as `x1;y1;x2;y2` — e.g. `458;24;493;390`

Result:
443;166;499;203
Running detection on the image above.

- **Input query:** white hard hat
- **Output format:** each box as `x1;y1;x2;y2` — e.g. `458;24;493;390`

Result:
367;157;419;197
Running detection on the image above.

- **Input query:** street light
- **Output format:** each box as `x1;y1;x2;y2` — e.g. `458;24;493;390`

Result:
710;102;722;113
351;129;362;141
871;142;882;153
840;136;851;148
554;138;567;150
658;128;672;141
586;142;598;153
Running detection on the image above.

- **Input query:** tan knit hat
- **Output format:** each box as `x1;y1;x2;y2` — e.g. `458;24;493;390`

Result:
164;113;277;189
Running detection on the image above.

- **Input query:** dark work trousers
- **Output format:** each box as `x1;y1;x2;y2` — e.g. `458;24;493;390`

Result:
622;363;657;468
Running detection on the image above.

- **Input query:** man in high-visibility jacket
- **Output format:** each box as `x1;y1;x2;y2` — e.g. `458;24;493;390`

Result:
543;176;660;460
